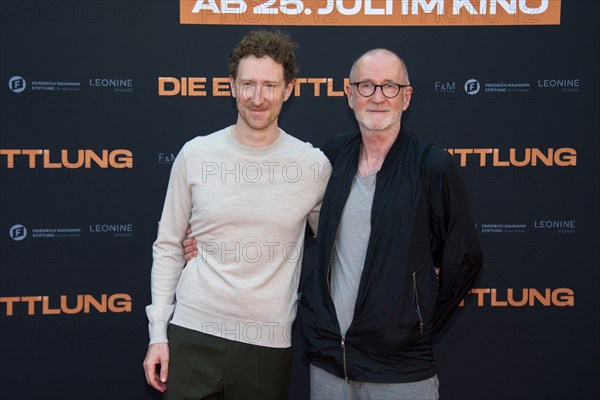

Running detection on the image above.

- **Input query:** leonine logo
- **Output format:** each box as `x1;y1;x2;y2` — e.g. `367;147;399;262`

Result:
0;149;133;169
537;78;580;93
88;78;133;88
534;219;576;233
88;78;134;93
89;223;133;238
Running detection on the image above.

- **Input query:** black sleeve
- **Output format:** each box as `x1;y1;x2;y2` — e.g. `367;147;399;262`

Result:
321;136;339;166
424;146;484;333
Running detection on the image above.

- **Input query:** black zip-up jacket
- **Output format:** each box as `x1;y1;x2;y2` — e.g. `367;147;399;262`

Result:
298;128;483;383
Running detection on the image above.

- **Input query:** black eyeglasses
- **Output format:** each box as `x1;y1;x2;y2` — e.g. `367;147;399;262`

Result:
349;81;410;98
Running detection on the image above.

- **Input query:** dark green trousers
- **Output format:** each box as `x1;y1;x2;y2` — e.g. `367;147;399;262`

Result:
165;324;291;400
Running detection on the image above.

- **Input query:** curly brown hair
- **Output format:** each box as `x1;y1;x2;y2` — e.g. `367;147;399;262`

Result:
229;30;298;84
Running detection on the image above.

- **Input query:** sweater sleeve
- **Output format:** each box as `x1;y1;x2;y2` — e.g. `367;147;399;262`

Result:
146;146;193;344
307;156;332;236
424;147;484;333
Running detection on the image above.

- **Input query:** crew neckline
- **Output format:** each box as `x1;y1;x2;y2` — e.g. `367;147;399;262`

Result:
226;126;285;155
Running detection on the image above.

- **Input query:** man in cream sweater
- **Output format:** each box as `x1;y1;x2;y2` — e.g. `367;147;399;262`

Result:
143;30;330;399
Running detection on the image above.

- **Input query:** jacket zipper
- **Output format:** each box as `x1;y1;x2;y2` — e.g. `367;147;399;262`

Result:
328;167;362;384
341;335;349;382
412;272;424;334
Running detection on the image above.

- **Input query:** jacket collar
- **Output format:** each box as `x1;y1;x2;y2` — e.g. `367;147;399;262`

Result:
353;125;411;173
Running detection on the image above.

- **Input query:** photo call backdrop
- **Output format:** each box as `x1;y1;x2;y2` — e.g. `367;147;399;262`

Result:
0;1;598;399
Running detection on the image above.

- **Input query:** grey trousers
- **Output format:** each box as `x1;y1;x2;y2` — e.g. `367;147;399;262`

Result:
310;364;439;400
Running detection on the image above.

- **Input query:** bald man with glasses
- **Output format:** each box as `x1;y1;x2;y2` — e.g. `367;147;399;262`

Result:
298;49;483;399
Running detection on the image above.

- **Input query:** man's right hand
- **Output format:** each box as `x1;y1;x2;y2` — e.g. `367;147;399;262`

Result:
143;343;170;393
183;229;198;263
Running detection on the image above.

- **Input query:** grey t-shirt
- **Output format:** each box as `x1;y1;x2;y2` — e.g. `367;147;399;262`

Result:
330;173;376;335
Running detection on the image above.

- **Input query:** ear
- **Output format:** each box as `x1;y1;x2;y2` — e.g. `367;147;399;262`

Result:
283;79;295;101
402;86;413;111
229;75;236;98
345;82;355;110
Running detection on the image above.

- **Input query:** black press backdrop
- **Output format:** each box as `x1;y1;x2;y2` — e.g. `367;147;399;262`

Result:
0;1;598;399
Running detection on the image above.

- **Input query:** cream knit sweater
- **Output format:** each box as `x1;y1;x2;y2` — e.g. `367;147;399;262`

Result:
146;127;330;348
